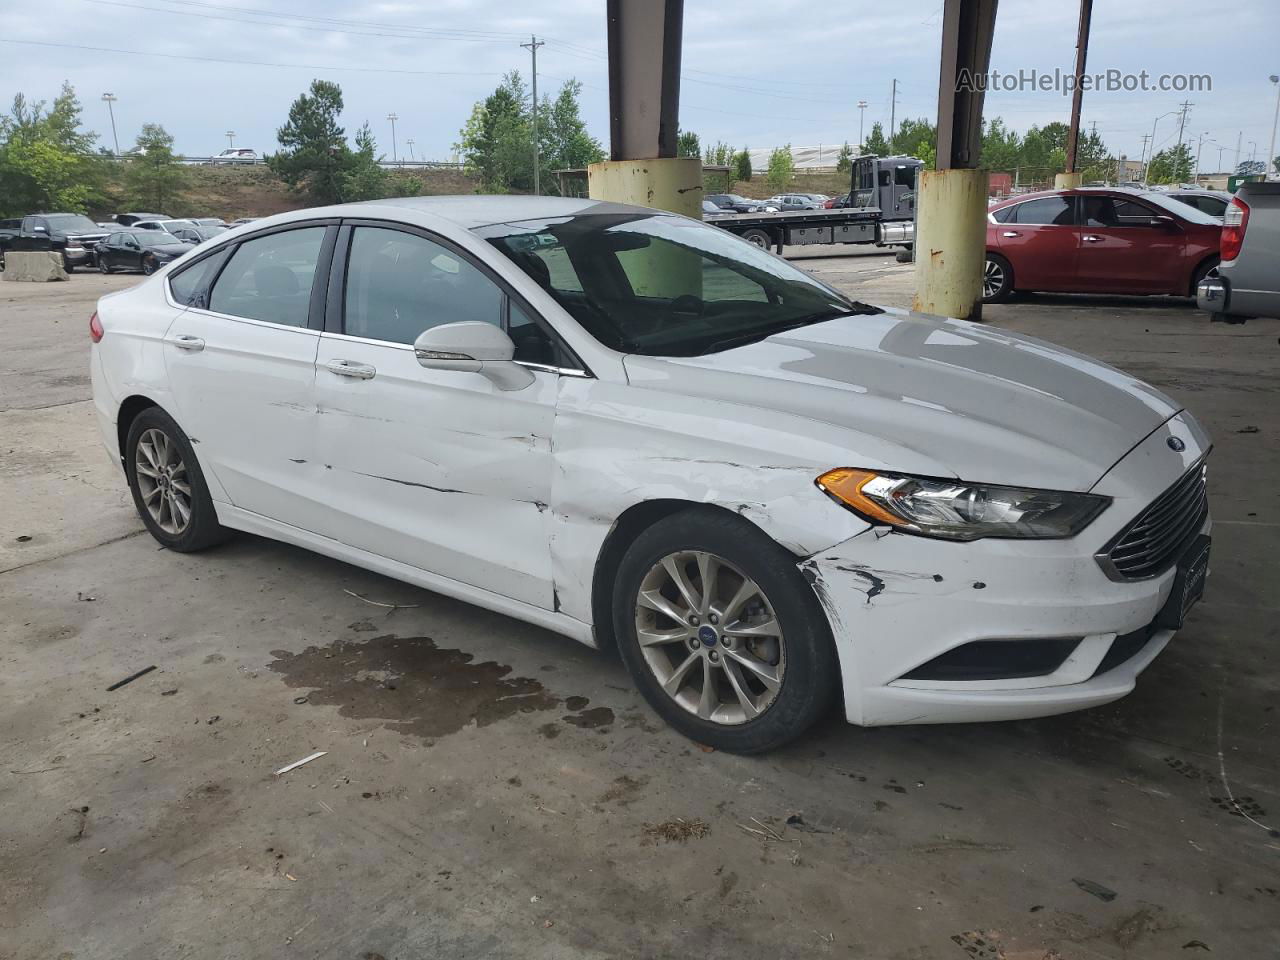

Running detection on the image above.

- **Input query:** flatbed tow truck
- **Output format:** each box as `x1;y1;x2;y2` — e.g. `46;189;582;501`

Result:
705;155;921;256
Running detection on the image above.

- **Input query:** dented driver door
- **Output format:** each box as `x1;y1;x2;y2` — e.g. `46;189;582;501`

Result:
306;223;558;608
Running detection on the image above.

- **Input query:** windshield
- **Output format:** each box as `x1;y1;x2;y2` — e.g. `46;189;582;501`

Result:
44;214;100;232
478;212;878;356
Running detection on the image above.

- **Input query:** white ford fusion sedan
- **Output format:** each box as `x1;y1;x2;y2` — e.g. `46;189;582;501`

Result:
89;196;1211;753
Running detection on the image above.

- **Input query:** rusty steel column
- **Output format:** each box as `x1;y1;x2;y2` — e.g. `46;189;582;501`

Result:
588;0;701;218
1061;0;1093;184
914;0;997;322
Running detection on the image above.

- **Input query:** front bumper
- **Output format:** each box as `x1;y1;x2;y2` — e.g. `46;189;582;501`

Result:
805;412;1211;727
64;246;94;267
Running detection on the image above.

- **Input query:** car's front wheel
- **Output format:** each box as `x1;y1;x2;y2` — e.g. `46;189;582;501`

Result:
125;407;230;552
98;257;111;274
982;252;1014;302
141;255;158;276
613;508;838;754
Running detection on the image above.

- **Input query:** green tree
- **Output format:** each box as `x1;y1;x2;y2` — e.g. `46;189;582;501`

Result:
862;122;890;157
703;140;731;166
123;123;186;211
835;141;853;173
268;80;351;204
540;79;605;176
456;72;532;192
979;117;1022;172
766;144;794;190
732;146;752;182
677;129;700;159
1146;143;1193;184
0;83;102;215
891;117;936;160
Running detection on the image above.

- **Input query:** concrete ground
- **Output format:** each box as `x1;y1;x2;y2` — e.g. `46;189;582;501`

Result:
2;258;1278;960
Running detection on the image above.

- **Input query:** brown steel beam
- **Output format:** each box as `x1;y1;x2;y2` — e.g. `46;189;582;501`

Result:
1064;0;1093;172
606;0;684;161
934;0;999;170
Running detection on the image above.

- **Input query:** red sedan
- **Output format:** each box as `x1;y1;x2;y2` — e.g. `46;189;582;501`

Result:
983;188;1221;302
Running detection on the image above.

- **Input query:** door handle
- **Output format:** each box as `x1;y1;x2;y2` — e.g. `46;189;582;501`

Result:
1083;235;1104;242
326;359;376;380
1001;231;1019;238
167;334;205;352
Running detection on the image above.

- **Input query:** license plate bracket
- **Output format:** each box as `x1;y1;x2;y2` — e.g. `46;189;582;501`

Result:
1155;534;1210;630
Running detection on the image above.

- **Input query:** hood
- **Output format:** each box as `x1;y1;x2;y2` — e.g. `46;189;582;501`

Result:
150;243;191;257
623;308;1181;492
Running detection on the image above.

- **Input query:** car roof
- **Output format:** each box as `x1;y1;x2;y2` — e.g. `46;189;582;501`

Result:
280;195;661;231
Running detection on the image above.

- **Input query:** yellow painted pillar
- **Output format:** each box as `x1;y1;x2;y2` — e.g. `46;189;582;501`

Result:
588;156;703;298
1054;171;1084;189
912;167;989;322
587;156;703;216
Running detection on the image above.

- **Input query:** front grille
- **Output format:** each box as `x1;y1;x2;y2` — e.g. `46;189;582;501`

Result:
1098;457;1208;581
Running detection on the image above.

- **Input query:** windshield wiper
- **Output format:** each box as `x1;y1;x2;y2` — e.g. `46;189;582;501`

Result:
699;304;879;355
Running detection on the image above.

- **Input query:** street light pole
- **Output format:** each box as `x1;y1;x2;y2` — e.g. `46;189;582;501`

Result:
1143;110;1177;186
857;100;868;152
1268;75;1279;180
101;93;120;156
521;34;545;195
226;130;235;148
387;113;399;164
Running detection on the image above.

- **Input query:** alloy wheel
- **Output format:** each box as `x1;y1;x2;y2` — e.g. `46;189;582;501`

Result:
983;258;1005;298
142;257;156;276
634;550;785;724
135;428;192;535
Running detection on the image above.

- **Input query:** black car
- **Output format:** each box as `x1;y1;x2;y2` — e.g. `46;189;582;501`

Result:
95;230;190;275
705;194;768;214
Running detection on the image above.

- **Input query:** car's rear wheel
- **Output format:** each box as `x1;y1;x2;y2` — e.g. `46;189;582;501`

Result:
1190;256;1219;297
613;508;838;754
125;407;230;552
739;228;773;250
982;253;1014;302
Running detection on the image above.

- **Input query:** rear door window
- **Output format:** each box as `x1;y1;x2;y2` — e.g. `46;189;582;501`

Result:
208;227;325;327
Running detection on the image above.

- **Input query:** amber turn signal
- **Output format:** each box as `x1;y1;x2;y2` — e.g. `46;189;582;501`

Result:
815;468;904;527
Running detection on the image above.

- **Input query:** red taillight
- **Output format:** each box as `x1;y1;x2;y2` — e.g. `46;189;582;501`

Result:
1220;196;1249;262
89;311;104;343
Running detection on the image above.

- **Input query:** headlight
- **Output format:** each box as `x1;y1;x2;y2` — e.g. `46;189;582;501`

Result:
816;468;1109;541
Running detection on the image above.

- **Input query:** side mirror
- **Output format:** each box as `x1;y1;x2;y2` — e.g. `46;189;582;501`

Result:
413;321;534;391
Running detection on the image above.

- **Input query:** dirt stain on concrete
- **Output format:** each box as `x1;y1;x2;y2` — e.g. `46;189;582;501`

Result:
267;634;559;740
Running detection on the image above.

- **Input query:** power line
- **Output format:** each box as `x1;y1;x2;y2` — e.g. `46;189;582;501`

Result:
0;38;507;78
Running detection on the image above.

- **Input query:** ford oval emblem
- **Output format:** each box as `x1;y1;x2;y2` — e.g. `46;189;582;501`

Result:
1167;437;1186;452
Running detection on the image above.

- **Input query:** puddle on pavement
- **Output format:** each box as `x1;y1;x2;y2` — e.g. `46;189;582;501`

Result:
267;634;562;740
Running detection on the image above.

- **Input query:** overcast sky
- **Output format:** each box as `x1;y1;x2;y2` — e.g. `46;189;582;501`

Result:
3;0;1277;171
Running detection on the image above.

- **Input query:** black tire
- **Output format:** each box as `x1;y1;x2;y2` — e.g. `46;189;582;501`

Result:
98;257;111;274
62;253;75;274
612;507;838;754
739;228;773;250
1190;256;1219;297
982;252;1014;303
142;256;157;276
125;406;230;552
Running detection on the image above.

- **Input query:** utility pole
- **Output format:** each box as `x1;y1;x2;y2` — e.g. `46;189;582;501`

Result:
1268;75;1279;180
1217;144;1225;176
1235;130;1243;173
1064;0;1093;178
1194;131;1210;185
1138;134;1151;179
857;100;868;152
101;93;120;156
225;130;235;148
1175;100;1193;154
406;138;415;162
521;34;545;194
386;113;399;164
889;78;898;147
